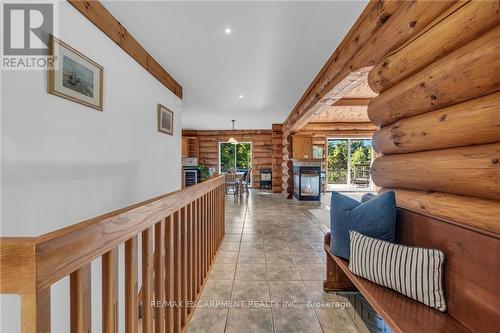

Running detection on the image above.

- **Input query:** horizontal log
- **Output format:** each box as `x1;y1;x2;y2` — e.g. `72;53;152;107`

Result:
285;1;455;131
381;188;500;236
372;143;500;201
369;1;500;93
302;122;377;131
373;92;500;154
294;130;375;138
368;25;500;127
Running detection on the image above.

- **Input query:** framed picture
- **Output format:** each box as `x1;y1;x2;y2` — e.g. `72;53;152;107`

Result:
157;104;174;135
48;35;103;111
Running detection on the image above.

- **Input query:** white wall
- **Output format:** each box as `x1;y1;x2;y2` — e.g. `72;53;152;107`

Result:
1;2;181;331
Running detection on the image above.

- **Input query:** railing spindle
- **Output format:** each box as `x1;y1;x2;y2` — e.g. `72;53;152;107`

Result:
125;236;138;333
209;191;213;262
204;194;208;278
181;206;188;326
141;227;153;333
187;203;193;313
192;200;198;298
1;177;226;333
164;215;174;333
154;222;165;333
102;249;118;333
70;263;92;333
173;211;182;332
197;197;202;293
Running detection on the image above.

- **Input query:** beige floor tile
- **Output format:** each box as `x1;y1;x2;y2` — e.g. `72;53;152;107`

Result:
241;234;261;241
223;234;242;242
302;280;341;303
209;263;236;280
235;264;268;280
266;264;301;281
265;252;293;265
272;305;323;333
238;253;266;264
296;264;325;281
232;280;270;301
200;279;233;302
269;280;309;303
187;307;228;333
220;241;240;252
239;248;265;257
226;307;273;333
215;251;239;264
291;251;324;265
226;227;243;235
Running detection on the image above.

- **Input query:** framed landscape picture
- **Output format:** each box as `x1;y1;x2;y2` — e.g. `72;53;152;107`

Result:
48;35;103;110
157;104;174;135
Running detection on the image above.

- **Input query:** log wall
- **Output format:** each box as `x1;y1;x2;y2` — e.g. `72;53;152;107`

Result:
272;124;284;193
368;4;500;244
182;130;273;189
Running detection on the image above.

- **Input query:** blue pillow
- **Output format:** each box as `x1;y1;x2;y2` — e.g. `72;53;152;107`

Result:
330;191;396;259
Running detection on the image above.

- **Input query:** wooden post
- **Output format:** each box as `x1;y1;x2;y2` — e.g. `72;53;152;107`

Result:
21;288;51;333
323;234;356;291
70;263;92;333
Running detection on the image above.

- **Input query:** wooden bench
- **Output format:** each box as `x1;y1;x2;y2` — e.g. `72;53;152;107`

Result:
323;207;500;333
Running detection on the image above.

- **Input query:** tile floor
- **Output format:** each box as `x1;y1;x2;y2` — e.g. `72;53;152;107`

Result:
187;190;360;333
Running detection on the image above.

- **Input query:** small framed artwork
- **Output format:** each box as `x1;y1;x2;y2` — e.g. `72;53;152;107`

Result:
48;35;103;110
157;104;174;135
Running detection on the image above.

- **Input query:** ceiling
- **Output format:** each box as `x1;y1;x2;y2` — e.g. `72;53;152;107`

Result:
310;105;370;123
309;80;377;123
103;1;367;130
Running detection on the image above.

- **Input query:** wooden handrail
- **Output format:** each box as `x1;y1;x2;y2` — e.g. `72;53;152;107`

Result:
0;175;226;332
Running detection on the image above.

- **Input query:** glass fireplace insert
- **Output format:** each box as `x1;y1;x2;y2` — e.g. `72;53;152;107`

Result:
293;166;321;201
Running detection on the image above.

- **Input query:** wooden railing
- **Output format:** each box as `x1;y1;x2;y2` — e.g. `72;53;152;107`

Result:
0;176;225;332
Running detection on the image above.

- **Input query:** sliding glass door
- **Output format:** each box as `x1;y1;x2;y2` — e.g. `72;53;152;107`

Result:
327;139;348;185
327;138;372;188
219;142;252;173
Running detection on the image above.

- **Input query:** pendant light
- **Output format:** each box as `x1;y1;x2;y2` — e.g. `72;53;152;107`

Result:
228;120;238;144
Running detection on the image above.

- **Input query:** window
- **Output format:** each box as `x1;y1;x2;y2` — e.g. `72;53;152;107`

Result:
219;142;252;173
327;138;372;188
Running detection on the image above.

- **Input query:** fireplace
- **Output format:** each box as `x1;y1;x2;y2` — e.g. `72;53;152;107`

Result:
293;166;321;201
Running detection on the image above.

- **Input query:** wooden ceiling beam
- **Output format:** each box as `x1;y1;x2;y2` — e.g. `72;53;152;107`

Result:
284;0;457;132
333;98;372;107
303;122;377;131
182;129;272;137
68;0;182;99
294;130;375;138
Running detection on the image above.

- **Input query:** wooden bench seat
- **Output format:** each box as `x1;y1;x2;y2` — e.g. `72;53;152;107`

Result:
323;207;500;333
324;233;470;333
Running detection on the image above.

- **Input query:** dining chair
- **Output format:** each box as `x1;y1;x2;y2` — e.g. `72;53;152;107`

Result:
224;173;239;196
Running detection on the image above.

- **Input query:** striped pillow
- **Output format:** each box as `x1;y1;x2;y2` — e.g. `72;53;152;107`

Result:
349;231;446;312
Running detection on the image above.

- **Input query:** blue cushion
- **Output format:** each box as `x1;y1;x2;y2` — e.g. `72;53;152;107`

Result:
360;192;377;202
330;191;396;259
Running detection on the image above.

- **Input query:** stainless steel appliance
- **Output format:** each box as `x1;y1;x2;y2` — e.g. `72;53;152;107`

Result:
183;167;200;187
